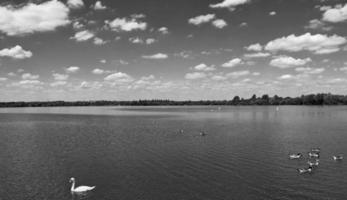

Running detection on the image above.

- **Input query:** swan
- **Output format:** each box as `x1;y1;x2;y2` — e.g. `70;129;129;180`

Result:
307;160;319;167
308;152;319;158
69;177;95;193
297;166;313;174
333;155;343;161
289;153;302;159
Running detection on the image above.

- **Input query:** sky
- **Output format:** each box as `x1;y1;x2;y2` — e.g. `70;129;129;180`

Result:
0;0;347;101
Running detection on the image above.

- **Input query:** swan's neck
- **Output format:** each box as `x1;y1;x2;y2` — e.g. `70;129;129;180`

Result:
71;181;75;191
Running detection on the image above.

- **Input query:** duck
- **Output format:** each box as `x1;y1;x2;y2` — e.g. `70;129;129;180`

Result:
199;131;206;136
308;152;319;158
307;160;319;167
69;177;95;193
297;166;313;174
333;155;343;161
289;153;302;159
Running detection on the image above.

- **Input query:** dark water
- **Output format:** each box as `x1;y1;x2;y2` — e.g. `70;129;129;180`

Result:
0;106;346;200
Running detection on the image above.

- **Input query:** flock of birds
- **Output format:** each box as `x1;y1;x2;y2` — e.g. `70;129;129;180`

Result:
289;148;343;174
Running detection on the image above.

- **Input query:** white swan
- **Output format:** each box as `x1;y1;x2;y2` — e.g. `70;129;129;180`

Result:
289;153;302;159
307;160;319;167
297;166;313;174
333;155;343;161
311;148;320;153
69;177;95;193
308;152;319;158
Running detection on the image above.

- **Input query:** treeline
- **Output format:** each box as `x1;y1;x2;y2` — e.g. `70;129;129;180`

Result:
1;93;347;107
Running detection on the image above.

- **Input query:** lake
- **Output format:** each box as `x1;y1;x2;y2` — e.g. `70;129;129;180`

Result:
0;106;346;200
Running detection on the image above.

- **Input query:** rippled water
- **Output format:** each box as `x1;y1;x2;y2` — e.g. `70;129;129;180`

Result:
0;106;346;200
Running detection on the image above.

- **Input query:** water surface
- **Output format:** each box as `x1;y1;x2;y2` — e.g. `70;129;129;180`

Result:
0;106;346;200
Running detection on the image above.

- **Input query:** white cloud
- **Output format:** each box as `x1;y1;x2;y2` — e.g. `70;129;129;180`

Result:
185;72;207;80
22;73;39;80
305;19;332;31
295;67;325;74
105;17;147;32
244;52;270;58
210;0;249;8
93;1;106;10
50;81;67;87
104;72;133;83
212;19;228;29
221;58;243;68
193;63;216;71
53;73;68;81
188;14;215;25
0;45;32;59
265;33;347;54
71;30;94;42
65;66;80;73
322;3;347;23
67;0;84;9
142;53;168;59
270;56;311;68
72;21;84;30
0;77;8;81
269;11;276;16
226;70;250;78
93;37;107;45
0;0;70;36
277;74;294;80
146;38;157;45
245;43;262;51
92;68;104;74
129;37;144;44
158;27;169;34
100;59;106;64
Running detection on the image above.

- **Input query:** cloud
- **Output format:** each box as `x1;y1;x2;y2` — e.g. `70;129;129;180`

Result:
0;77;8;81
210;0;249;9
53;73;68;81
50;81;67;87
92;68;105;74
185;72;207;80
158;27;169;34
265;33;347;54
105;17;147;32
270;56;311;69
67;0;84;9
93;1;106;10
71;30;94;42
305;19;332;31
65;66;80;73
22;73;39;80
104;72;133;83
145;38;157;45
212;19;228;29
142;53;168;59
0;0;70;36
295;67;325;74
277;74;294;80
93;37;107;45
188;14;215;25
244;52;270;58
0;45;32;59
245;43;262;51
226;70;250;78
221;58;243;68
322;3;347;23
269;11;276;16
193;63;216;71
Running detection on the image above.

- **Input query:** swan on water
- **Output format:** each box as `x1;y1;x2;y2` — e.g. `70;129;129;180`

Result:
307;160;319;167
297;166;313;174
289;153;302;159
308;152;319;158
333;155;343;161
69;177;95;193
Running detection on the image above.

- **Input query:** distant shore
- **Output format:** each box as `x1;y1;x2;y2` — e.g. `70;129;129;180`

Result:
1;93;347;107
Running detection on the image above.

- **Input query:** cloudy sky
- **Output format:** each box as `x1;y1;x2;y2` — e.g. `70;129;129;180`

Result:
1;0;347;101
